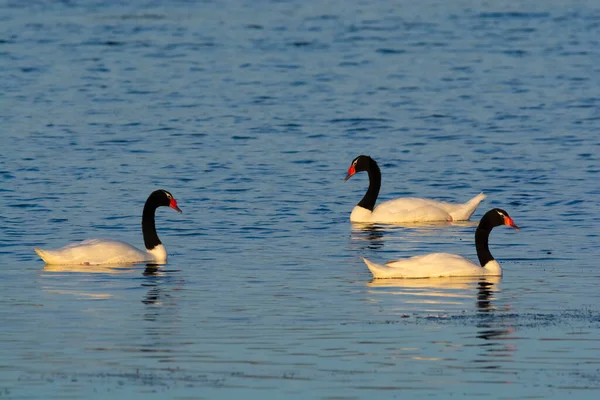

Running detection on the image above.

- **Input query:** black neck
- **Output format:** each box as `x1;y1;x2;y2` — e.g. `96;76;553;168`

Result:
357;159;381;211
475;223;494;267
142;201;161;250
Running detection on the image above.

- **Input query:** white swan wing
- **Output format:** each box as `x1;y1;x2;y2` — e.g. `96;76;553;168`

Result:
362;253;485;279
370;198;452;223
362;193;486;223
35;239;150;265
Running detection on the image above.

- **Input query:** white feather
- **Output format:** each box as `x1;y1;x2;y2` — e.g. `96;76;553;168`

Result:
35;240;166;265
350;193;486;223
362;255;502;279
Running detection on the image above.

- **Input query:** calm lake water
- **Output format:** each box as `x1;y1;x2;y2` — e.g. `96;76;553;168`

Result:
2;0;600;398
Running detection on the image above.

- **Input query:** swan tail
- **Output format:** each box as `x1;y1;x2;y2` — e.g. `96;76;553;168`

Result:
362;257;398;279
34;248;54;264
450;192;487;221
35;248;72;265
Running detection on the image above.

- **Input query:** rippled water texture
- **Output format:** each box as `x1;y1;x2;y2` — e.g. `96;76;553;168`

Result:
1;0;600;398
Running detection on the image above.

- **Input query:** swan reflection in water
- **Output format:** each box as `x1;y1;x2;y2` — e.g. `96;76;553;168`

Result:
143;263;162;277
367;275;501;292
351;219;479;252
140;263;183;319
41;262;141;299
42;263;140;274
42;262;179;309
350;224;386;250
473;279;515;343
367;275;515;365
475;279;497;312
366;276;504;315
141;263;167;306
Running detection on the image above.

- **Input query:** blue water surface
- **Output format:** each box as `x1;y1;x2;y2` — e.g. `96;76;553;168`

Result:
1;0;600;398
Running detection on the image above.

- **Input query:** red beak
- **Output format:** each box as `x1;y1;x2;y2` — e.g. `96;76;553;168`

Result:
169;198;182;213
344;165;356;182
504;216;519;230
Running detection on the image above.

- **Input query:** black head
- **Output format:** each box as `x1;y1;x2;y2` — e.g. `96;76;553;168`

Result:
147;189;182;213
344;155;375;182
480;208;519;230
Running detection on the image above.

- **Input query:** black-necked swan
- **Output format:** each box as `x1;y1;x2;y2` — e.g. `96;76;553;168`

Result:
34;190;182;265
344;155;486;223
362;208;519;279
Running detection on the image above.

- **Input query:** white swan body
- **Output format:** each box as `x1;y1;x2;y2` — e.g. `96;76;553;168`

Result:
361;208;519;279
350;193;486;223
35;240;166;265
362;255;501;279
345;155;486;223
34;190;181;266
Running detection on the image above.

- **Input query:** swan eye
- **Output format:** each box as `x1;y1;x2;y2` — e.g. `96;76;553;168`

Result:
496;210;505;217
164;191;172;199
